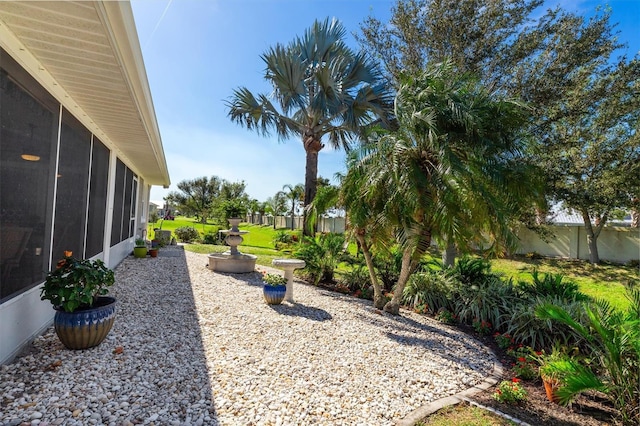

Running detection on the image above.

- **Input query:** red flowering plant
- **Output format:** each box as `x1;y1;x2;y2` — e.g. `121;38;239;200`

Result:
513;355;539;380
435;309;458;324
493;378;528;404
494;332;514;350
472;319;492;335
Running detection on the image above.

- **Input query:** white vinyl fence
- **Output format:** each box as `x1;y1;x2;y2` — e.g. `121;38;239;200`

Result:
246;215;638;263
247;215;346;234
515;225;639;264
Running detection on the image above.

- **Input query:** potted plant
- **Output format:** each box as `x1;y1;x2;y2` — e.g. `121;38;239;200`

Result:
148;246;159;258
261;271;287;305
40;252;116;350
535;346;570;404
133;237;147;258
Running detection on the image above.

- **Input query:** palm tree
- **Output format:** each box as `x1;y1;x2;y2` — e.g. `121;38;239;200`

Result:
282;183;304;230
304;184;339;234
339;150;394;309
227;18;393;236
265;192;288;229
354;61;540;314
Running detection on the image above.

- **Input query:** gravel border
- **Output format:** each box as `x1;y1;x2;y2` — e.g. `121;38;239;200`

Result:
1;246;498;425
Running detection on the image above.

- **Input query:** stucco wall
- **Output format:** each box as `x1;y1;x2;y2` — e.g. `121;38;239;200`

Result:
516;225;639;263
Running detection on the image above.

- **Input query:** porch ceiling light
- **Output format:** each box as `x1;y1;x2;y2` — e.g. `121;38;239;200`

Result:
21;154;40;161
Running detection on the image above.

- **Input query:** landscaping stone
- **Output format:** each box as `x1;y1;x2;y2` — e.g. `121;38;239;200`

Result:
0;245;496;425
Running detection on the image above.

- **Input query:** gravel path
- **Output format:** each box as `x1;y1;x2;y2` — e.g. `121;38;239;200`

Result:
1;246;496;425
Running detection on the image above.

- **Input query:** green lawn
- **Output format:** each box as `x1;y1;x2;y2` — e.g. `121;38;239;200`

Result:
148;216;219;239
491;256;637;311
418;404;516;425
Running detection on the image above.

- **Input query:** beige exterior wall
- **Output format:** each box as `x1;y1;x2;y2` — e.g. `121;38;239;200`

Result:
516;225;639;263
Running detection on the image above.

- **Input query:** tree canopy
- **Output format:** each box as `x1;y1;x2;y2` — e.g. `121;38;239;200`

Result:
359;0;640;263
227;17;393;236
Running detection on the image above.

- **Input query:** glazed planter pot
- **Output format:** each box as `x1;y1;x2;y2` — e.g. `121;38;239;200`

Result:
263;284;286;305
133;246;147;258
54;296;116;350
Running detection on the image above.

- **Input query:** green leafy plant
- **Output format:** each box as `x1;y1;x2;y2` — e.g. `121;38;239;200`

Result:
520;270;590;302
454;275;517;330
174;226;200;243
402;270;455;314
472;319;493;335
134;238;146;247
451;256;494;285
492;379;527;404
536;290;640;425
41;254;115;313
293;233;345;284
505;296;586;351
261;271;287;286
339;264;372;295
513;356;539;381
494;332;514;350
435;309;457;324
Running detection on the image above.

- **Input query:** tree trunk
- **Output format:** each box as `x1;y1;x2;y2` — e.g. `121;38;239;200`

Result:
384;227;432;315
290;206;295;230
303;136;322;237
632;209;639;228
355;230;385;309
442;242;456;268
581;209;607;264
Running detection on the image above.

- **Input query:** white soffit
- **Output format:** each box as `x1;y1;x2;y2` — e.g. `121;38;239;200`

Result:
0;1;170;186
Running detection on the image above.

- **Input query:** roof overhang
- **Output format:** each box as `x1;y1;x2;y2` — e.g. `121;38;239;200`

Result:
0;1;170;186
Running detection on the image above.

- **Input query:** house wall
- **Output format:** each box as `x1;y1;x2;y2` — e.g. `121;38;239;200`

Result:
0;48;148;364
516;225;639;263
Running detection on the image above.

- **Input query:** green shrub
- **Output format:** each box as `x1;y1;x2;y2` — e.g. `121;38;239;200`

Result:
174;226;200;243
372;248;402;291
536;291;640;425
493;379;527;404
294;233;345;284
339;264;371;294
453;275;518;329
402;270;455;313
273;230;294;245
520;270;589;302
451;256;495;285
435;309;458;324
202;232;218;245
505;295;586;351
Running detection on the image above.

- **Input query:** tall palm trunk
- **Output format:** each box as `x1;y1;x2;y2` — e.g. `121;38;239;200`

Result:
354;230;385;309
303;136;322;236
384;228;432;315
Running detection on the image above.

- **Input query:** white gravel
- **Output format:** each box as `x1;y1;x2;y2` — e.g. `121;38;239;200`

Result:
0;246;496;425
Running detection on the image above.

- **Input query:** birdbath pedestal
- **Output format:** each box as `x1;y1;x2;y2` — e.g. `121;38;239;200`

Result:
272;259;305;303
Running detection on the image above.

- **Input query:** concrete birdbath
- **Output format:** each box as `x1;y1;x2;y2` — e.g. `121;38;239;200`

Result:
272;258;306;303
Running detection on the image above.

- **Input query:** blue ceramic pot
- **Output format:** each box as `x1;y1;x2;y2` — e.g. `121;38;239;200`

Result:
263;284;286;305
54;296;116;350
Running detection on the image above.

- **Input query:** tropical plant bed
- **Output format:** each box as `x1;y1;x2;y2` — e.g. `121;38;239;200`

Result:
311;277;618;425
432;327;617;426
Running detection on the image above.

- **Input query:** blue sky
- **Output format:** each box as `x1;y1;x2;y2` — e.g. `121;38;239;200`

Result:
130;0;640;205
